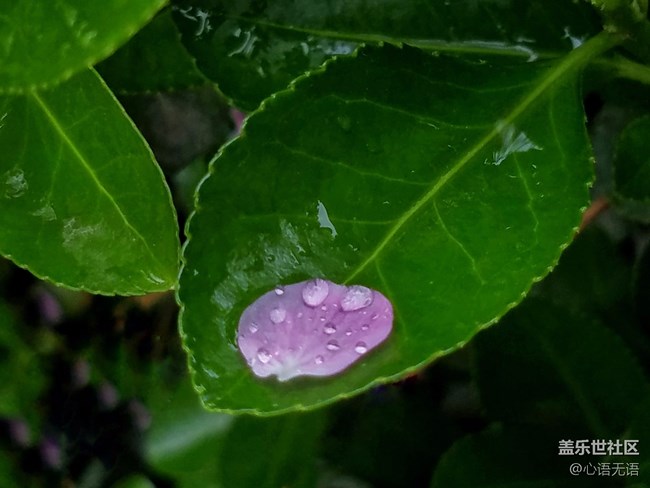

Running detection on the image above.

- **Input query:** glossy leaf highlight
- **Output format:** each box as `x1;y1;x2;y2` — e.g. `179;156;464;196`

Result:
0;70;179;294
180;41;601;414
172;0;600;109
0;0;166;91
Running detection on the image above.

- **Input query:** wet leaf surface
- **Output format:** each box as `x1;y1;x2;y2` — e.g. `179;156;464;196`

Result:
179;40;600;413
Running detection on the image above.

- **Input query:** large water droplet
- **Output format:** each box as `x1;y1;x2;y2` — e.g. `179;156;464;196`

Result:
355;342;368;354
341;285;373;312
302;278;329;307
257;348;272;364
274;286;284;295
323;323;337;335
326;340;340;351
270;307;286;323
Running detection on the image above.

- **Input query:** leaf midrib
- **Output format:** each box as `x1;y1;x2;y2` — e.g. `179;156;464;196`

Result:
344;32;618;284
28;84;164;274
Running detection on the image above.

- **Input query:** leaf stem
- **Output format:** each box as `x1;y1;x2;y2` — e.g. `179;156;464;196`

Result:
591;54;650;85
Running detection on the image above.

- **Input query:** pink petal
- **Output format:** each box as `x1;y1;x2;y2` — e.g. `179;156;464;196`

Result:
237;279;393;381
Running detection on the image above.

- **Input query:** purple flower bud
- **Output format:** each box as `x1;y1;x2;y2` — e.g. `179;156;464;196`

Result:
237;279;393;381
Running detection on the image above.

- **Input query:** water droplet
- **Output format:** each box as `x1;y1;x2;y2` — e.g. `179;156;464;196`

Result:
361;324;369;331
371;314;379;320
297;312;303;318
326;340;340;351
320;305;327;311
320;316;326;322
248;323;259;334
315;355;324;364
341;285;373;312
355;342;368;354
302;278;329;307
345;328;353;336
270;307;286;323
337;115;352;131
324;323;337;335
257;348;272;364
274;286;284;295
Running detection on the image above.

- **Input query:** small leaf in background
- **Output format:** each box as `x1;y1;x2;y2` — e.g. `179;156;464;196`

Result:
612;115;650;222
179;39;602;413
431;425;610;487
171;0;600;109
144;375;325;488
473;297;650;438
219;411;326;488
96;9;206;95
0;70;179;295
0;0;166;91
237;280;393;381
145;377;233;488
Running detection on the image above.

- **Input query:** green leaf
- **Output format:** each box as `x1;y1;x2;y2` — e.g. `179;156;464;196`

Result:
324;383;459;488
172;0;600;109
431;425;610;488
220;412;326;488
145;377;233;487
0;0;166;91
96;9;206;94
533;226;632;318
473;298;650;438
144;376;324;488
179;35;614;414
0;69;179;295
612;115;650;221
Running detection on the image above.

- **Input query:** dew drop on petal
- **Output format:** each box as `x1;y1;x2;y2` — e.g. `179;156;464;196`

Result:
269;307;286;323
237;279;393;381
274;286;284;296
302;278;329;307
257;348;272;364
354;342;368;354
324;323;337;334
341;285;373;312
326;340;340;351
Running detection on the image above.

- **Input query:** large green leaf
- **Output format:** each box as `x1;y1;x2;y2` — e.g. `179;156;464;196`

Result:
0;69;179;295
431;425;610;488
0;0;166;91
172;0;600;109
473;298;650;438
179;35;615;414
96;9;206;94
